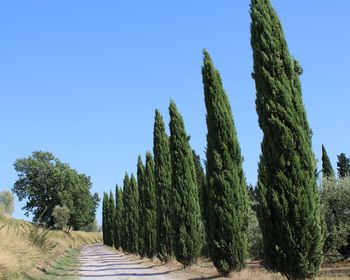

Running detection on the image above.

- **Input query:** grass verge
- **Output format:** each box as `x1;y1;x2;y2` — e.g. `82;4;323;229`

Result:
38;248;80;280
0;215;101;279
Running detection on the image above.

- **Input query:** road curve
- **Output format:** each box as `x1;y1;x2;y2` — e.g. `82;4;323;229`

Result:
79;244;177;280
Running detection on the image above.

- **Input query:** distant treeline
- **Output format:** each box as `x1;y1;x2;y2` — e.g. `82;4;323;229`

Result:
12;151;99;231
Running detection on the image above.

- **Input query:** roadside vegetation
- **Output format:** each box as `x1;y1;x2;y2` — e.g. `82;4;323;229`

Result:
0;214;101;279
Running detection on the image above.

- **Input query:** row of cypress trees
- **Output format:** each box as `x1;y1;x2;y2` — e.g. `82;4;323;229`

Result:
102;50;248;275
103;0;325;279
322;145;350;179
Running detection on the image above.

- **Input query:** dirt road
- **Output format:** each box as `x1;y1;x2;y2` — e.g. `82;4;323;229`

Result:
79;244;177;279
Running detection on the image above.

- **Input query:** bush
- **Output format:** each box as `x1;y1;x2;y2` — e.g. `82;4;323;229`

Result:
81;219;99;232
0;190;15;215
52;205;70;230
321;177;350;260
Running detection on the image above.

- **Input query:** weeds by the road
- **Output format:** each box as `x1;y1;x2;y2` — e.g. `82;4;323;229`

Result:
0;214;101;279
39;248;80;280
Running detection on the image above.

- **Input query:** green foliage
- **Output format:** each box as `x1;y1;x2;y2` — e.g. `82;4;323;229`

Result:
102;191;114;246
81;219;99;232
102;192;108;245
153;109;173;261
122;173;139;253
247;186;263;260
322;145;334;178
52;205;70;230
21;222;58;251
114;186;123;249
59;171;100;231
107;190;115;246
337;153;350;178
143;152;157;258
12;151;99;229
192;150;209;257
250;0;323;278
137;156;146;257
321;177;350;260
169;100;202;266
0;190;15;215
202;50;248;275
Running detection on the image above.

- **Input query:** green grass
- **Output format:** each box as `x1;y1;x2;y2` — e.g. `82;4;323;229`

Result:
38;248;81;280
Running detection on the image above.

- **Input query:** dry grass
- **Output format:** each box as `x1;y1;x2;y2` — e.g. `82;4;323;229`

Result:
167;259;350;280
0;214;101;279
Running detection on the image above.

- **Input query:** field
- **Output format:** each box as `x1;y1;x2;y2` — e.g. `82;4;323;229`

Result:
0;214;101;279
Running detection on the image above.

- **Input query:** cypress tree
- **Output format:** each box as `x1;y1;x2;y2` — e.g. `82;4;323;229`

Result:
192;149;208;257
202;50;248;274
192;150;206;221
153;109;173;261
104;191;112;246
114;185;123;250
122;173;131;252
119;188;126;251
143;152;157;258
137;156;146;257
169;100;202;266
129;174;139;253
337;153;350;178
108;190;115;247
322;145;334;178
250;0;323;279
102;192;108;245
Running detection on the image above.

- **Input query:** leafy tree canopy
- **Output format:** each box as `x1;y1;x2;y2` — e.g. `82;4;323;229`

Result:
12;151;99;229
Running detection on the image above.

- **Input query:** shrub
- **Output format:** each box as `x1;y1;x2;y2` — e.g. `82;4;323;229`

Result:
321;177;350;260
52;205;70;230
81;219;99;232
0;190;15;215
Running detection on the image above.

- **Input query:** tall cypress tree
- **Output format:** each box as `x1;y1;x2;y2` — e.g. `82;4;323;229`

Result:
129;174;139;253
122;173;131;252
104;191;112;246
114;185;123;250
169;100;202;266
102;192;108;245
337;153;350;178
153;109;173;261
143;152;157;258
250;0;323;279
137;156;146;257
202;50;248;274
108;190;115;247
322;145;334;178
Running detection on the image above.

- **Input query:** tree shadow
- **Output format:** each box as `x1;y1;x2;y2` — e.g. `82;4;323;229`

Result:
79;268;180;278
187;276;222;280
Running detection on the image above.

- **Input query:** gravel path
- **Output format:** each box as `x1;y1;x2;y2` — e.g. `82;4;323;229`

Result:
79;244;177;280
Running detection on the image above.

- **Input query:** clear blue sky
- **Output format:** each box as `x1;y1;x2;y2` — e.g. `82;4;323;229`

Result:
1;1;349;225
